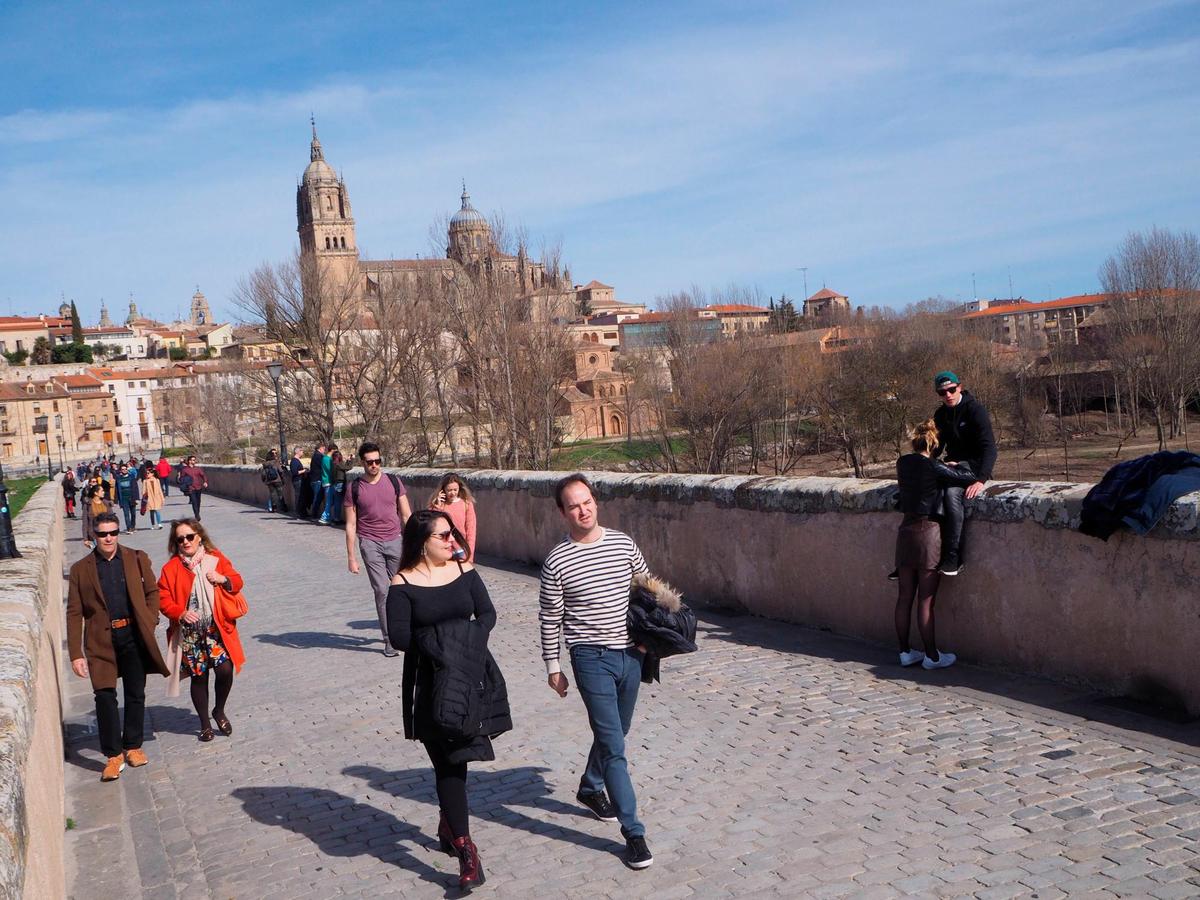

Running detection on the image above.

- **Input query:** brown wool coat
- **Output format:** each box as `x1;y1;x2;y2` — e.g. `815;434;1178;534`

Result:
66;545;170;690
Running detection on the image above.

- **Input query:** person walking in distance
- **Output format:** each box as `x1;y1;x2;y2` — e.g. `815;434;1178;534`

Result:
288;448;308;519
308;443;327;520
158;519;247;742
931;371;997;575
260;449;286;515
66;512;170;781
156;454;172;497
429;473;477;562
539;473;655;870
80;475;112;548
893;420;979;671
62;469;78;518
179;455;208;520
344;443;412;656
114;461;140;534
141;466;165;529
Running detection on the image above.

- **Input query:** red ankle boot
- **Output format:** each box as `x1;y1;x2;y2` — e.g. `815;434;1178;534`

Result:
437;812;455;855
452;835;485;891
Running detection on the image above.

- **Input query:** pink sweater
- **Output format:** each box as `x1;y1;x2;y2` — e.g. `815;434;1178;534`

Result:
437;499;477;561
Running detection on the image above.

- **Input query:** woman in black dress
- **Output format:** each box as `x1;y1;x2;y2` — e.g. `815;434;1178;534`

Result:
894;419;979;671
386;509;506;892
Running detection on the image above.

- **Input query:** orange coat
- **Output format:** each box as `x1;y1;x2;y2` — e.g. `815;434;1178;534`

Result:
158;549;247;672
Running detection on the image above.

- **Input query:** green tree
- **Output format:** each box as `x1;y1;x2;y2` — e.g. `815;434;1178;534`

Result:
168;346;188;361
31;336;51;364
70;300;83;344
3;349;29;365
52;342;94;363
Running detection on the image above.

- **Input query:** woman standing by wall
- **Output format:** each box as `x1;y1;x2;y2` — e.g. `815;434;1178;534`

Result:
893;420;978;671
158;519;247;741
429;473;477;562
179;456;208;520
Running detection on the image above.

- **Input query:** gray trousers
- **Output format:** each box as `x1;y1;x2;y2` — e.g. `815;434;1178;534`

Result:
358;536;404;640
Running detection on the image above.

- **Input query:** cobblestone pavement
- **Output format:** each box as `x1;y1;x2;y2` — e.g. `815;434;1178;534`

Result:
63;491;1200;898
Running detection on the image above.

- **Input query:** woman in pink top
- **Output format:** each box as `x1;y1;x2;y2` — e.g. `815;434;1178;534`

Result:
429;474;477;562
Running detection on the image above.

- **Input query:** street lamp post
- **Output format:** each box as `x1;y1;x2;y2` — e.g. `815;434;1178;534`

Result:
57;434;65;474
0;460;20;559
34;415;52;480
266;362;287;466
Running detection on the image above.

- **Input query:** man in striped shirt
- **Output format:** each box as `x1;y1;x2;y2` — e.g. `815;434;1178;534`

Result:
540;473;654;870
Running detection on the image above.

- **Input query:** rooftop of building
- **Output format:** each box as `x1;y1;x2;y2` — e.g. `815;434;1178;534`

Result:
807;288;847;301
962;293;1113;320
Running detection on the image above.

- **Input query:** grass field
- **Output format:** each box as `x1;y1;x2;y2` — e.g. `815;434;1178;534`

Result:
552;437;687;470
5;476;47;520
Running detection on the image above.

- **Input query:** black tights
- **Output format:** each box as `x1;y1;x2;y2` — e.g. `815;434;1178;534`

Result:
190;658;234;730
425;742;469;839
894;568;942;659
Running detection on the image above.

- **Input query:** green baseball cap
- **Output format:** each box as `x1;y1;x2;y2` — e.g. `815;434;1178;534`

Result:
933;370;960;390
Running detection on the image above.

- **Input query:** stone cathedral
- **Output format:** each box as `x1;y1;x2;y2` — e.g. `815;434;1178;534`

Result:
296;123;568;308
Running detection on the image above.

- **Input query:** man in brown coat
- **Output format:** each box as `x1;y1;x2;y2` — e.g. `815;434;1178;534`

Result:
67;511;169;781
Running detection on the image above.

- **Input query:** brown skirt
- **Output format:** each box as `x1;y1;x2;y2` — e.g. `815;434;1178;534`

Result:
895;516;941;571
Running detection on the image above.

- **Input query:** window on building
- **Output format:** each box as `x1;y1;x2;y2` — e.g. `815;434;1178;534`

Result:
33;405;40;414
54;415;62;429
53;400;59;412
75;401;82;409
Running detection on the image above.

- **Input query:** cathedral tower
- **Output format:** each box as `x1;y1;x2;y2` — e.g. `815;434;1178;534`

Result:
447;184;492;266
296;120;359;287
190;288;211;326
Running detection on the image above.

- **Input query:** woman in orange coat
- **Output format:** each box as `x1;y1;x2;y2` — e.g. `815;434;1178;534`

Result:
158;518;246;742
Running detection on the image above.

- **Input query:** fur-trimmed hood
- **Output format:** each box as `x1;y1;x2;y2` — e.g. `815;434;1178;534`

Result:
631;572;683;612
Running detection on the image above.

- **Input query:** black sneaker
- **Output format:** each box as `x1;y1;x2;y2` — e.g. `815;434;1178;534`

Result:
939;553;963;576
887;569;899;581
576;790;618;822
624;835;653;870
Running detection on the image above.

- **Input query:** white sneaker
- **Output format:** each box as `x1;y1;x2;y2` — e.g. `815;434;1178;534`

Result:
922;652;957;670
899;649;925;667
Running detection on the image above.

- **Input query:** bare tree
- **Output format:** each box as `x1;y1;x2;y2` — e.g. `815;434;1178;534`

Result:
235;252;361;444
1101;227;1200;449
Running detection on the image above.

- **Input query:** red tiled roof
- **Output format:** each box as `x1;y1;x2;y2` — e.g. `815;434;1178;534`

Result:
579;280;614;291
54;374;105;389
807;288;846;301
962;293;1112;320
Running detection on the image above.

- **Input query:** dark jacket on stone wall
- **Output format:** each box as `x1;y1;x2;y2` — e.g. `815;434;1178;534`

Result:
1080;451;1200;540
896;454;980;518
933;391;997;482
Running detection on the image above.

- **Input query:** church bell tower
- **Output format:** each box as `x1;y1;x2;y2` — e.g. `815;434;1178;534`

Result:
296;120;359;288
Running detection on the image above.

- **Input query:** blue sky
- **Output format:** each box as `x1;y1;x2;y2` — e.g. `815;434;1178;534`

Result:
1;0;1198;324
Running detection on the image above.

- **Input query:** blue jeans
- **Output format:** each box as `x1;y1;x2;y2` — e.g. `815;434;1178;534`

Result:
149;509;161;528
120;501;137;531
323;482;344;522
309;483;326;518
570;645;645;837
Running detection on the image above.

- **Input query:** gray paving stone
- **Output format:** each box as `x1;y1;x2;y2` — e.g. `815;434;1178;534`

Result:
60;490;1200;898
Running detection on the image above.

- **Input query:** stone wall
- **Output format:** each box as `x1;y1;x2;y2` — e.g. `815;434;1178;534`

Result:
201;466;1200;714
0;478;66;900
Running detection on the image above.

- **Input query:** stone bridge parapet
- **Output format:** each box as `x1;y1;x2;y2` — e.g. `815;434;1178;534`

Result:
202;465;1200;715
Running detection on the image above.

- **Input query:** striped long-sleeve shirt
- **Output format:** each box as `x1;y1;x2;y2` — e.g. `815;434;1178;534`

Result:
538;528;649;674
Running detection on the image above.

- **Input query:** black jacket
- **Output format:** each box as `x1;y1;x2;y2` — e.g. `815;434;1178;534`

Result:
896;454;979;517
933;391;997;482
402;618;511;762
1080;451;1200;540
627;574;697;684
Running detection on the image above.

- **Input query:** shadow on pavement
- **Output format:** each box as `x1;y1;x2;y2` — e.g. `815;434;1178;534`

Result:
254;631;379;653
231;785;452;893
146;704;204;738
695;607;1200;750
343;764;626;858
347;619;380;631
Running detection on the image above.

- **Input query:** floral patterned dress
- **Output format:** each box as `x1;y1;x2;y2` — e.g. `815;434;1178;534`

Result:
179;576;229;676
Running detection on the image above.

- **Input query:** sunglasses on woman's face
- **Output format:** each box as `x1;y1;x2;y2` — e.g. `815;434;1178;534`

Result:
430;530;454;542
176;533;199;545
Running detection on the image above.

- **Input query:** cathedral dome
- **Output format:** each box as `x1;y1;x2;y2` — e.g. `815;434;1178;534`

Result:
450;186;488;229
303;122;339;183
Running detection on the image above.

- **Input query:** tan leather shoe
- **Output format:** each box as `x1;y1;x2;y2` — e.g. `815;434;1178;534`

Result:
101;755;126;782
125;748;148;768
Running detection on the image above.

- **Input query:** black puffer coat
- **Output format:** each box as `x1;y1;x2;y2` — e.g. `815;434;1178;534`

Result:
404;618;511;763
627;574;697;684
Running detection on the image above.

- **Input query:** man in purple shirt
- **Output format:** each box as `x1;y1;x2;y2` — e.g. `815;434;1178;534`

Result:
344;442;412;656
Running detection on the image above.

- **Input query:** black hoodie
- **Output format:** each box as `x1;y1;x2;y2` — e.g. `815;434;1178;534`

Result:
932;390;997;482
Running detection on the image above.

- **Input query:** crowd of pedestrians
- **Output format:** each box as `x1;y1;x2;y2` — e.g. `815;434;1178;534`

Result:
59;366;991;892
